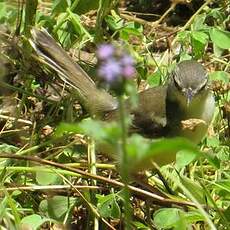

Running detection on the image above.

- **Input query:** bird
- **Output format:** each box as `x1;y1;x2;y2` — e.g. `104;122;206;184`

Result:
30;28;215;145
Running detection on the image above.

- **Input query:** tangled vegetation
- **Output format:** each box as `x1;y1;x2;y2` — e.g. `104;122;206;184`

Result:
0;0;229;229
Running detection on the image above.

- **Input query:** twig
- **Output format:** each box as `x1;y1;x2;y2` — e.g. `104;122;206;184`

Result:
0;114;33;125
0;153;197;208
0;184;100;192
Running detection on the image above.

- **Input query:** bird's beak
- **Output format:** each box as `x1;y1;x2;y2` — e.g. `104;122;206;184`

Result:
186;88;193;106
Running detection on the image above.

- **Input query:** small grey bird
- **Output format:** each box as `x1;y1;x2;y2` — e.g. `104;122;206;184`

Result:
30;28;215;144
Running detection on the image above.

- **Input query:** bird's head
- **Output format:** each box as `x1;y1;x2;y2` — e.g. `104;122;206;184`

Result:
168;60;209;106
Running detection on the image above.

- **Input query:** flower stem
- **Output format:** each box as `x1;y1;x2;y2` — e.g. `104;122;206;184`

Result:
118;95;132;229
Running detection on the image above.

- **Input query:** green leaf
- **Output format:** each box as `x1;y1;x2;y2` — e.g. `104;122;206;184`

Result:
36;168;60;185
201;153;220;169
185;210;205;223
40;196;76;221
0;144;19;153
206;136;220;148
74;0;99;15
67;9;92;40
175;149;198;170
105;15;124;31
177;31;190;45
136;65;148;80
55;122;81;137
147;71;161;87
213;43;224;57
223;206;230;222
132;221;150;229
21;214;50;230
126;136;199;171
209;28;230;49
191;31;209;59
56;119;121;144
191;14;207;31
209;71;230;83
97;194;121;219
121;22;143;36
36;13;56;28
153;208;187;229
214;180;230;193
52;0;69;14
179;176;207;204
0;3;17;25
206;8;225;23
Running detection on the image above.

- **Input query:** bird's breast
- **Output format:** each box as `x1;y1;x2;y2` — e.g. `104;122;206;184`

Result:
178;92;215;143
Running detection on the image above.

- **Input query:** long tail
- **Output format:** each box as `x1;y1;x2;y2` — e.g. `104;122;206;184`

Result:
30;28;117;116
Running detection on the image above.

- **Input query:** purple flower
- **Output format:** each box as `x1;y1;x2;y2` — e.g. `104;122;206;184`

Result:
98;59;122;82
122;65;135;78
120;55;134;66
120;55;135;78
97;43;135;86
96;44;114;60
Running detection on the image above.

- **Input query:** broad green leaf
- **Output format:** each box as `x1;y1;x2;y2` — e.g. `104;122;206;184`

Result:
176;149;198;170
36;169;60;185
97;194;121;218
185;210;205;223
56;119;121;143
153;208;186;229
191;31;209;59
126;136;199;171
21;214;50;230
191;30;208;44
209;28;230;49
192;14;207;31
147;71;161;87
209;71;230;83
40;196;76;221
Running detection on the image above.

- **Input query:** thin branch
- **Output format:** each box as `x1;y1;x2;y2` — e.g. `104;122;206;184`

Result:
0;153;197;208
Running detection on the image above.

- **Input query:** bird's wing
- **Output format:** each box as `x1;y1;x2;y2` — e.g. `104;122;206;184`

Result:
130;86;168;138
103;86;168;138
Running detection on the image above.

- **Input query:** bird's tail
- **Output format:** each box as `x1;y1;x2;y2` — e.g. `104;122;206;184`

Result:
30;28;117;116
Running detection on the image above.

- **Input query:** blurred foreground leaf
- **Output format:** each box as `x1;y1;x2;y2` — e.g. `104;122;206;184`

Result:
56;120;219;171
